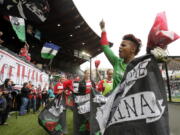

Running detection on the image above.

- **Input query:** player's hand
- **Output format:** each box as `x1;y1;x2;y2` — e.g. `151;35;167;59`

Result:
100;19;105;30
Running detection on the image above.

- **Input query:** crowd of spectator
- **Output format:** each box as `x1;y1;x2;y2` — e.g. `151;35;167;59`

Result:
0;79;52;125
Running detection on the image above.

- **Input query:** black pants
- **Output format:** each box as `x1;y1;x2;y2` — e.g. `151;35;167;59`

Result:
0;109;9;124
73;105;90;135
0;96;10;125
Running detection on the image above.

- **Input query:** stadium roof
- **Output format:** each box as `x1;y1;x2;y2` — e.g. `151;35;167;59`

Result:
0;0;112;72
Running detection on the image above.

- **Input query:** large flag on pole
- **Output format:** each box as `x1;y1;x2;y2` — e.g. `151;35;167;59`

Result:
9;16;26;42
90;55;169;135
103;55;169;135
41;42;61;59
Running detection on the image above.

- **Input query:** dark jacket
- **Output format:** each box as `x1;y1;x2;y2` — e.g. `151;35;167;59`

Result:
21;87;30;98
0;84;13;99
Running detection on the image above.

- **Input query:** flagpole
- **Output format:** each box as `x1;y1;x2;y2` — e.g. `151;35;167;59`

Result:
164;62;172;102
49;58;54;72
90;57;92;80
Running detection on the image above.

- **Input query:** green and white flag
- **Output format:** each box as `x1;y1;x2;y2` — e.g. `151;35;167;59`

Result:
9;16;26;42
41;42;61;59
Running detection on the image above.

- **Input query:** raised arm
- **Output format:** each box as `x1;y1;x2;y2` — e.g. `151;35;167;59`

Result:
99;20;118;66
96;67;102;81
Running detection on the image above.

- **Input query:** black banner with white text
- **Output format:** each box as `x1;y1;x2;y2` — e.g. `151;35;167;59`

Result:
104;55;169;135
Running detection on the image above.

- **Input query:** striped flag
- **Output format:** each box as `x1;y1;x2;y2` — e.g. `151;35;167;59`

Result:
41;42;60;59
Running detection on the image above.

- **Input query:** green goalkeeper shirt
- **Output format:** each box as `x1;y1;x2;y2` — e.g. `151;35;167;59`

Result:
102;45;127;89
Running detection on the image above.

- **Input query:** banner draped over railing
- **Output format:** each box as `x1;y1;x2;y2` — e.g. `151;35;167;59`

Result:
0;46;49;89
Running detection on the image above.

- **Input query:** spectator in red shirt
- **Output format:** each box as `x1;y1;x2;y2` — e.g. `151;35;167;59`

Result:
19;43;31;62
54;74;66;95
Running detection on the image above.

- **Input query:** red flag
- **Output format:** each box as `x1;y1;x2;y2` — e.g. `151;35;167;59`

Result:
63;80;74;106
63;80;73;92
95;60;100;68
45;121;58;131
147;12;179;51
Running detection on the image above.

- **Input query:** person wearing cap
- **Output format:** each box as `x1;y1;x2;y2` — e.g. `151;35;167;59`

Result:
99;20;142;89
